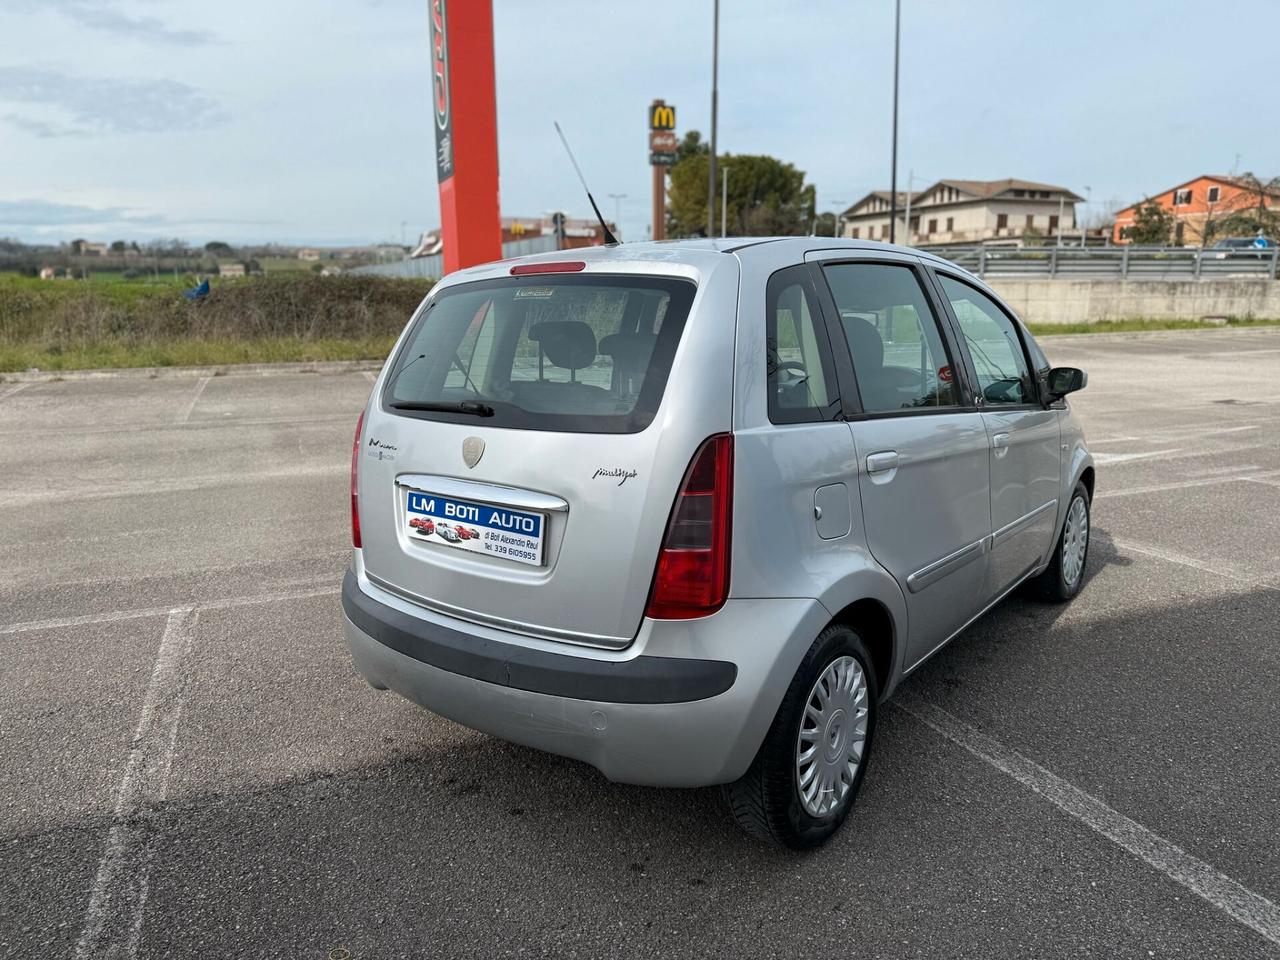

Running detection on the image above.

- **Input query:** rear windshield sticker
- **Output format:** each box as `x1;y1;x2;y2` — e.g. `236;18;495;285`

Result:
514;287;556;299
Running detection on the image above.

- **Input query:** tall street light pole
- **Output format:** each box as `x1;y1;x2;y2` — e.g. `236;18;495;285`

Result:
1081;185;1092;247
607;193;627;239
721;167;732;238
706;0;719;238
888;0;901;244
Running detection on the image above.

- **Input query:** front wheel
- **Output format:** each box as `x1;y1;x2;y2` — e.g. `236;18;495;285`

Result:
723;625;878;849
1028;482;1091;602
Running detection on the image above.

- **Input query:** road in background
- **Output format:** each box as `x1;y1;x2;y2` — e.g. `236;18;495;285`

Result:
3;328;1279;959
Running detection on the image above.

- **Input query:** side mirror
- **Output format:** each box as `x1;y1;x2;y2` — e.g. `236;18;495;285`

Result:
1046;366;1087;400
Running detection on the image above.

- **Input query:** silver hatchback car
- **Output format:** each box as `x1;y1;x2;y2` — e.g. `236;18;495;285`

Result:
342;238;1093;848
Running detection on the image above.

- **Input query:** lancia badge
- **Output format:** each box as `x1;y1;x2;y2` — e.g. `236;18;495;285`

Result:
462;436;485;469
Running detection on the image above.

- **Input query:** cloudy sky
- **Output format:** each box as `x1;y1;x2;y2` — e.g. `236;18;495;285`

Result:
1;0;1275;246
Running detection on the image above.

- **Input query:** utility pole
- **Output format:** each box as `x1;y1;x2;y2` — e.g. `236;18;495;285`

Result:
721;167;728;237
903;171;914;244
1081;185;1091;247
706;0;719;238
888;0;901;243
607;193;627;239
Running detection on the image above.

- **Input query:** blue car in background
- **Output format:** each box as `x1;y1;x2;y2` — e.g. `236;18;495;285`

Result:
1212;236;1276;258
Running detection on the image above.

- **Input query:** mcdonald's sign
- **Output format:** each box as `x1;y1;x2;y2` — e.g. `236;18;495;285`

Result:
649;102;676;131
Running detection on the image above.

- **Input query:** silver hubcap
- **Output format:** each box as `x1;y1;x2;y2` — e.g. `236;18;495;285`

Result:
1062;495;1089;586
796;656;869;818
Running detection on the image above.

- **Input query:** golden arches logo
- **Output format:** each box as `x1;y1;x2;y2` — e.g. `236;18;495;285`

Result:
650;104;676;130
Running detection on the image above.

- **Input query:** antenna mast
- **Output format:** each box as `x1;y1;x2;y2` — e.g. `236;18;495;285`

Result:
554;121;620;246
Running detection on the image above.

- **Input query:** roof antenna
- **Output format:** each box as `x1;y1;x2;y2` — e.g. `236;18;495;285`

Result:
554;121;620;246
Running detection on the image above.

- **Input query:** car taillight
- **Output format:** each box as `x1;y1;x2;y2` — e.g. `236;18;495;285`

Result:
645;433;733;620
351;410;364;548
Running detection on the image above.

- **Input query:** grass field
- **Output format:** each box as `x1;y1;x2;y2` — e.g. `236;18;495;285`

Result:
0;272;429;372
1026;316;1280;336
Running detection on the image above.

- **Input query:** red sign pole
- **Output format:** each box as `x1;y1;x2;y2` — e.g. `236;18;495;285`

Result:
430;0;501;273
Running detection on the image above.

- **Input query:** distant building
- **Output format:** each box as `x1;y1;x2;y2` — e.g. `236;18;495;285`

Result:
69;240;109;256
410;231;443;258
505;214;617;248
1111;175;1280;245
217;262;246;277
840;179;1080;246
408;216;616;260
297;248;322;261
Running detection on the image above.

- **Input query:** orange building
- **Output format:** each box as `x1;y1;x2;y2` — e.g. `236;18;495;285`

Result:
1112;175;1279;245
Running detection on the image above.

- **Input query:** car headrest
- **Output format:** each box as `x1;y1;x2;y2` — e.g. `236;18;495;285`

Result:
530;321;597;371
842;317;884;371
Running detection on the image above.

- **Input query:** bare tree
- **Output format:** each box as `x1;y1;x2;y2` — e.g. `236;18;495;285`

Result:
1215;172;1280;239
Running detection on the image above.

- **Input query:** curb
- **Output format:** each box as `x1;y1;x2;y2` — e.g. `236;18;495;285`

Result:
1036;324;1280;343
0;358;386;383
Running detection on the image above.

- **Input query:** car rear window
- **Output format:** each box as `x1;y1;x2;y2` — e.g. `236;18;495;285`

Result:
382;274;696;433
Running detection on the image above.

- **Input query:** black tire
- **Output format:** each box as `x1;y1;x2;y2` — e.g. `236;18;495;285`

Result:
722;624;878;850
1028;481;1091;603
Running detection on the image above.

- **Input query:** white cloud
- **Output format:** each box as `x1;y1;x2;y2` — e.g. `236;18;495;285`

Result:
0;67;226;137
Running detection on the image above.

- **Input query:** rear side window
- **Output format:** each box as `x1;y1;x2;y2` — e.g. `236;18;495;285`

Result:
383;275;695;433
821;262;958;413
936;274;1034;406
765;265;840;424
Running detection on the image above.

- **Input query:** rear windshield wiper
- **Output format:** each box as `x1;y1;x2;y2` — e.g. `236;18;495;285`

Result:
390;400;495;417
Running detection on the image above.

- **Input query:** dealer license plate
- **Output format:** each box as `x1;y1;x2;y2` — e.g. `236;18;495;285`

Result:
405;491;545;567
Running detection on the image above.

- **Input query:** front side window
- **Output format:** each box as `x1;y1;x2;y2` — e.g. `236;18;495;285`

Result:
383;274;695;433
822;262;958;413
937;274;1034;406
765;266;839;424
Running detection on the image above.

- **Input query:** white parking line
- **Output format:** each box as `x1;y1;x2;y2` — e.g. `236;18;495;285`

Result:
0;463;348;508
0;583;340;635
1098;470;1280;500
363;370;377;384
1111;537;1253;584
0;381;32;401
898;695;1280;948
1091;448;1180;465
173;376;210;424
74;608;199;959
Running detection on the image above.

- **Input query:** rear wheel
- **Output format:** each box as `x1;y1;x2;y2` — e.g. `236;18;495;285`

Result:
723;625;878;849
1028;481;1091;602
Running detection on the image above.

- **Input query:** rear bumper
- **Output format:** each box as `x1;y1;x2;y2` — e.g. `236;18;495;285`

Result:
342;569;830;787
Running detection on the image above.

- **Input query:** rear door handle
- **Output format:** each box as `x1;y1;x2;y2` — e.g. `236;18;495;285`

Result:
866;451;899;475
991;432;1011;458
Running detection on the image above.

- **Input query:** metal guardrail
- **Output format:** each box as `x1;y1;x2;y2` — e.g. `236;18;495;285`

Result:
350;236;558;280
924;244;1280;280
351;239;1277;282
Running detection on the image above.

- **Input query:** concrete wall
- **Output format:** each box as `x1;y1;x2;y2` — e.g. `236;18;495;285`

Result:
985;277;1280;325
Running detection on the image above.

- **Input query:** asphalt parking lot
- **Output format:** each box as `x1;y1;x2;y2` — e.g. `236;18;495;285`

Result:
3;326;1279;959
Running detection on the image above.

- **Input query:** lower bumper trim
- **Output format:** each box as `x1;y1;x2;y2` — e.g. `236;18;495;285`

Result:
341;571;736;704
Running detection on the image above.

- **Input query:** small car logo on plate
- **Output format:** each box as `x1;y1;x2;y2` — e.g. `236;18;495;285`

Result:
462;436;485;469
